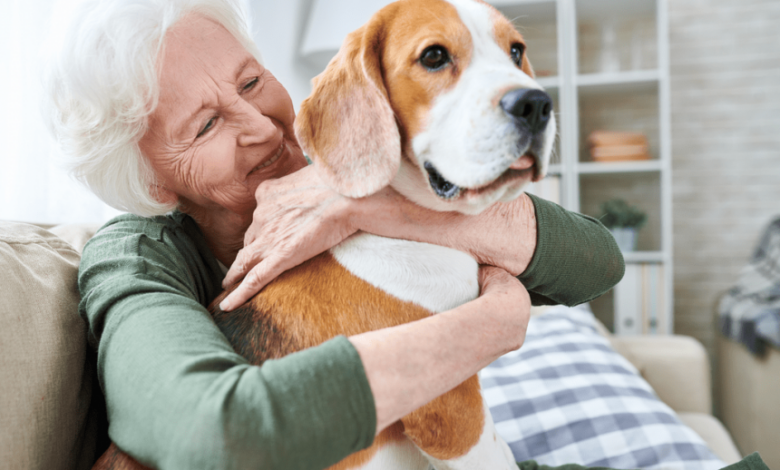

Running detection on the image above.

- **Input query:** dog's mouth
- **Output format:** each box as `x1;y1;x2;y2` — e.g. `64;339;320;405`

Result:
424;153;540;200
424;162;461;199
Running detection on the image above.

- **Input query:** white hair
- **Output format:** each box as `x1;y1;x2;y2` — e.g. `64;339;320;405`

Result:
44;0;262;217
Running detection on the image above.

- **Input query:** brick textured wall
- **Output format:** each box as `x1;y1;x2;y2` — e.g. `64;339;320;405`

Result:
668;0;780;366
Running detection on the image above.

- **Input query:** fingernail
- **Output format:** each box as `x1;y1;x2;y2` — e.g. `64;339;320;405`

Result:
220;299;231;311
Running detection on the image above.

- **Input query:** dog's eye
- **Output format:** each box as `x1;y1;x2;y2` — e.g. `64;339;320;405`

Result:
420;45;451;71
510;43;525;67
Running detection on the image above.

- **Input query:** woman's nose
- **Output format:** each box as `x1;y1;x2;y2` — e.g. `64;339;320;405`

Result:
236;103;277;147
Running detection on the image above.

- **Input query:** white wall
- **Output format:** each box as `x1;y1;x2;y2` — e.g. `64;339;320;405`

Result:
249;0;320;111
668;0;780;400
669;0;780;349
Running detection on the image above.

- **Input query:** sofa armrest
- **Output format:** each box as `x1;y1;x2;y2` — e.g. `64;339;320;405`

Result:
719;335;780;469
609;335;711;414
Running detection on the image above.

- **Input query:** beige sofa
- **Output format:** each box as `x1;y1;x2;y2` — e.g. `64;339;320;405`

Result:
718;335;780;469
0;221;742;469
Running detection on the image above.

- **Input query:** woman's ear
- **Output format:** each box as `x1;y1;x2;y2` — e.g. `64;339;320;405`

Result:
295;11;401;199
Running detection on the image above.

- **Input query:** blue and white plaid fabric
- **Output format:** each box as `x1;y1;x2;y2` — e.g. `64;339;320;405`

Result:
480;305;724;470
719;216;780;355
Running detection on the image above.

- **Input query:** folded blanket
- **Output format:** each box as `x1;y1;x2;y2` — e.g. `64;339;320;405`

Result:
718;217;780;355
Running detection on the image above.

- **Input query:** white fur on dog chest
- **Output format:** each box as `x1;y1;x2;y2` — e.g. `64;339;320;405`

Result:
330;233;480;314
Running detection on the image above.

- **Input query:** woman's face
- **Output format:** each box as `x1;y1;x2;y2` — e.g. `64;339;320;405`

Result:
140;14;306;219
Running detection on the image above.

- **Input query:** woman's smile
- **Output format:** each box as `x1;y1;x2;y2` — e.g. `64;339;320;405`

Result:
249;140;286;176
255;142;285;171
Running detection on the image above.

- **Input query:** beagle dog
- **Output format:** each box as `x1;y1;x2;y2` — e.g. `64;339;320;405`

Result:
93;0;555;469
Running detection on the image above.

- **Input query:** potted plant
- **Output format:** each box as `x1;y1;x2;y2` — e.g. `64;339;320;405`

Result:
598;198;647;252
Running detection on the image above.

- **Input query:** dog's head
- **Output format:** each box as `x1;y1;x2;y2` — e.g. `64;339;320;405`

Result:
295;0;556;214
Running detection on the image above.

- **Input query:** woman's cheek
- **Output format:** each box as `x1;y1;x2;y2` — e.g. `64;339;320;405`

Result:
188;139;236;190
263;81;297;126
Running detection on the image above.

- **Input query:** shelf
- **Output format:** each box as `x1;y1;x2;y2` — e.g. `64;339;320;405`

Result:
577;160;662;174
532;0;671;333
550;161;662;174
577;70;660;93
575;0;656;22
622;251;665;263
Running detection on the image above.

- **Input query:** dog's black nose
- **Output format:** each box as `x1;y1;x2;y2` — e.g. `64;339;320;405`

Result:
500;89;553;134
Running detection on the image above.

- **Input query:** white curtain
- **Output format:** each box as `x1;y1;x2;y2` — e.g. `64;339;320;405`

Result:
0;0;123;225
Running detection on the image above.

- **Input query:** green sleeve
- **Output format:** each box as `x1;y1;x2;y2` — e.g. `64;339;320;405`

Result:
519;194;625;307
719;453;771;470
79;213;376;470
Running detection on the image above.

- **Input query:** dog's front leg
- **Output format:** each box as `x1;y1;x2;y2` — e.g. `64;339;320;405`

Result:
401;375;516;470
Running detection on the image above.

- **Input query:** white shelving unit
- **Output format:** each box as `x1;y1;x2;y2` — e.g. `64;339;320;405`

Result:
491;0;673;334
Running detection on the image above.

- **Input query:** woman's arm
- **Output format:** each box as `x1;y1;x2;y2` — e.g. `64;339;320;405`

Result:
352;265;530;433
81;215;377;470
82;214;530;468
220;165;623;311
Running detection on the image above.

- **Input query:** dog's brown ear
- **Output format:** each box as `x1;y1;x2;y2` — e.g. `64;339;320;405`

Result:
295;12;400;199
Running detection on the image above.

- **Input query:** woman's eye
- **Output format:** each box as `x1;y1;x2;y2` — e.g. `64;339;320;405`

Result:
242;77;259;92
420;46;451;71
197;116;217;138
510;43;525;67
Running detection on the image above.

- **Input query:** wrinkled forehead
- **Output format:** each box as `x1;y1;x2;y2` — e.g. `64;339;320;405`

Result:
382;0;524;59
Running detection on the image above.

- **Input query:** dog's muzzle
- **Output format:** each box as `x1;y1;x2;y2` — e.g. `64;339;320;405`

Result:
424;89;553;200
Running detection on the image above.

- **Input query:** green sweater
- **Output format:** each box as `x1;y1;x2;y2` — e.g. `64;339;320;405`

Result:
78;194;624;470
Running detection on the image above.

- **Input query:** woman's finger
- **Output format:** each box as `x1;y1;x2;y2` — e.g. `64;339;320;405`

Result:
223;245;265;288
219;257;286;312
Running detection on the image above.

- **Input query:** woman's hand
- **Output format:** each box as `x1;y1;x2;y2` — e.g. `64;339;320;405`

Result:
220;165;360;311
476;265;531;351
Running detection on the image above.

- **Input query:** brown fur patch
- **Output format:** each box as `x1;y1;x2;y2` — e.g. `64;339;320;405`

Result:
213;252;434;354
402;375;485;460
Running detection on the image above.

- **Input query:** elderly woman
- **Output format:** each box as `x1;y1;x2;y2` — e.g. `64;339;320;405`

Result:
46;0;625;469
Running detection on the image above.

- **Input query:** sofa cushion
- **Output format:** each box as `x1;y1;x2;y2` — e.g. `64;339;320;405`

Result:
0;222;102;470
480;305;726;470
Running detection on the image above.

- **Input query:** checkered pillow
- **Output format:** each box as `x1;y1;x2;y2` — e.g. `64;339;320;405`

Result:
480;305;725;470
